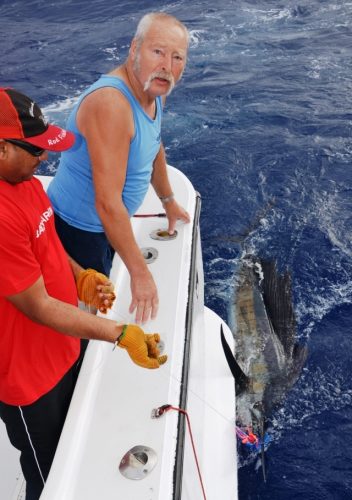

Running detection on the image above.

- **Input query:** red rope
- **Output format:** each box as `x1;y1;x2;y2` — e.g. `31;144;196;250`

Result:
167;405;207;500
133;213;166;218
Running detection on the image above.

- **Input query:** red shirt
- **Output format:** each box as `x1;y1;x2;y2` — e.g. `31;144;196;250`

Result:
0;177;80;405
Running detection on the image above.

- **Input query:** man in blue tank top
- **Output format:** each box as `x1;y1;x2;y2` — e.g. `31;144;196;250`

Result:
48;12;190;324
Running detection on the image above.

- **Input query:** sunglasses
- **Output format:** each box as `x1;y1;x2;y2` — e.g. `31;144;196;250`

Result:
6;139;45;157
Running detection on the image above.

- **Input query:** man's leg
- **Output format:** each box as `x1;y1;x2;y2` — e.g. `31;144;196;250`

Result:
0;363;77;500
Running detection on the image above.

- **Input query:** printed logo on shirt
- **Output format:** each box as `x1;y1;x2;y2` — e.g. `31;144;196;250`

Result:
36;207;53;238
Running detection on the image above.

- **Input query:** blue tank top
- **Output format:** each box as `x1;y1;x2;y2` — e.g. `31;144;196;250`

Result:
48;75;162;232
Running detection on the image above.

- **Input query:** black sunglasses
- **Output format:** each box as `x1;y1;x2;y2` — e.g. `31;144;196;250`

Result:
6;139;45;157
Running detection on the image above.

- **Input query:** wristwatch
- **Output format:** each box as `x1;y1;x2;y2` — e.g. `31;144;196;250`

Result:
159;193;174;204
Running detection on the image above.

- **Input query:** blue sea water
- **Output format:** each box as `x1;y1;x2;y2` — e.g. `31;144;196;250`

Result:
1;1;352;499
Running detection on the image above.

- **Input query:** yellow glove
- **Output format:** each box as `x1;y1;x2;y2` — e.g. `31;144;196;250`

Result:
76;268;116;313
117;325;167;369
145;333;161;358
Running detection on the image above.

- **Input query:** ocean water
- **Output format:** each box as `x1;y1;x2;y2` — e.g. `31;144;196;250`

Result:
1;1;352;499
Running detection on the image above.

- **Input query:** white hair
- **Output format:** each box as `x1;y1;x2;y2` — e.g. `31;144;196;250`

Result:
134;12;189;48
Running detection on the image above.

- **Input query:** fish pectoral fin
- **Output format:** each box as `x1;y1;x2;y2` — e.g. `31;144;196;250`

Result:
293;343;308;363
220;325;249;393
288;343;308;386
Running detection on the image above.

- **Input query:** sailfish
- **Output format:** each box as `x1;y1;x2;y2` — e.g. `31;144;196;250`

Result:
221;255;308;480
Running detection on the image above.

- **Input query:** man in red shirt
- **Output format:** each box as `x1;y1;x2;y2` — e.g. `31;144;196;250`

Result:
0;88;166;500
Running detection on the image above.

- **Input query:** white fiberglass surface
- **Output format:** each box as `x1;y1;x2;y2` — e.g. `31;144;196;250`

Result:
182;307;237;500
40;167;197;500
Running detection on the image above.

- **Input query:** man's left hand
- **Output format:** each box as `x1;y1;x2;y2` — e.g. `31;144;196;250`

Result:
77;268;116;313
164;199;190;235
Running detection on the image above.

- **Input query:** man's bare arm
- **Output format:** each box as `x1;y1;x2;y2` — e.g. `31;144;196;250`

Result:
77;88;159;323
151;143;190;234
8;276;120;343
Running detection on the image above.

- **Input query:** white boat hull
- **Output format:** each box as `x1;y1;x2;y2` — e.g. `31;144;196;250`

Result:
1;167;237;500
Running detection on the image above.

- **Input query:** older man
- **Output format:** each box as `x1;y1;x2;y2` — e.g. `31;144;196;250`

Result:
48;12;190;325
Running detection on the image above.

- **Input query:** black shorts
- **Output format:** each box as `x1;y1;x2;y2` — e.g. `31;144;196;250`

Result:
54;213;115;275
0;362;78;500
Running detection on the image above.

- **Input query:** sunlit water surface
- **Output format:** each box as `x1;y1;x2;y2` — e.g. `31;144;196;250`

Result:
1;1;352;498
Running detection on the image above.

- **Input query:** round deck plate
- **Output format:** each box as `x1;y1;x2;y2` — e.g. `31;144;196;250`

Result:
119;445;158;480
150;229;178;241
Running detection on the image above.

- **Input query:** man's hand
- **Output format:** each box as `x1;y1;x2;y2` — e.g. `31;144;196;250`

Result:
77;268;116;313
117;324;167;369
129;271;159;324
164;199;190;235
